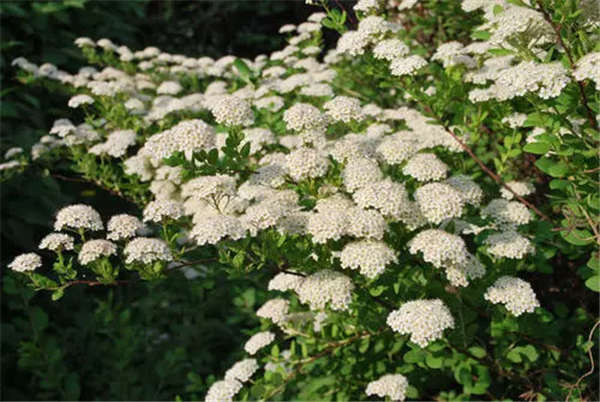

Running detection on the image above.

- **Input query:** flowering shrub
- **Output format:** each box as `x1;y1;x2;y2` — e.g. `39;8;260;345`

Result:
5;0;600;400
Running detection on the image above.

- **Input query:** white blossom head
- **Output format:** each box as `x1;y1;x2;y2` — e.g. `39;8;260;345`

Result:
54;204;103;232
244;331;275;355
296;269;354;311
414;182;464;224
224;358;259;383
78;239;117;265
39;233;75;252
365;374;409;401
204;379;242;402
484;276;540;316
143;200;184;223
387;299;454;347
9;253;42;272
123;237;172;264
210;95;254;127
339;240;397;279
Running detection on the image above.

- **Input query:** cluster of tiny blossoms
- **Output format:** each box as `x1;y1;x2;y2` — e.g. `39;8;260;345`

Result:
7;1;576;398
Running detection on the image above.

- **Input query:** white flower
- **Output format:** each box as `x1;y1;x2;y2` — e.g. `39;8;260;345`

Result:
156;80;182;95
256;298;290;324
323;96;364;123
123;237;172;264
283;103;328;132
484;276;540;316
336;31;370;57
190;212;245;245
68;94;94;108
342;157;383;193
376;135;417;165
481;199;532;226
339;240;397;278
205;379;242;402
390;55;427;76
9;253;42;272
78;239;117;265
485;231;534;259
285;147;328;182
403;153;449;182
268;272;304;292
210;95;254;127
414;182;464;224
387;299;454;347
373;39;409;61
106;214;143;241
224;359;259;383
574;52;600;89
54;204;103;232
365;374;409;401
444;175;484;206
143;200;184;223
244;331;275;355
39;233;74;252
353;178;411;219
500;181;535;200
408;229;468;268
296;270;354;311
89;129;136;158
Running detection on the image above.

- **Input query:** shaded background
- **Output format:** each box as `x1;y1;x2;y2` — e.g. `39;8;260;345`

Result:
0;1;340;399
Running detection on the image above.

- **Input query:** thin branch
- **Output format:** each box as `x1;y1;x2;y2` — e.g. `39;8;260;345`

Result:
566;319;600;401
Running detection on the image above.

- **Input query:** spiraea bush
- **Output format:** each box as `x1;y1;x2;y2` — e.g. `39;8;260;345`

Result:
5;0;600;400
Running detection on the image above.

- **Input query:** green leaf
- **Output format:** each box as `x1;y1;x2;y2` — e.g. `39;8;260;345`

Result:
547;162;569;178
468;346;487;359
472;30;491;40
233;58;253;84
232;251;245;269
523;142;551;155
425;354;443;368
587;253;600;272
506;348;522;363
560;228;594;246
585;275;600;292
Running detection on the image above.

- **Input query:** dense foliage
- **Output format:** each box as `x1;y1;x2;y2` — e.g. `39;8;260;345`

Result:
3;0;599;400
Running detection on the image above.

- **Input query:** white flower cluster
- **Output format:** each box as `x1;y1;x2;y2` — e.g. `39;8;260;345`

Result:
54;204;103;232
256;298;290;324
123;237;172;264
403;153;448;182
244;331;275;355
481;199;532;226
414;182;464;224
89;129;136;158
484;276;540;316
485;231;535;259
224;358;259;383
339;240;397;279
142;199;184;222
8;253;42;272
574;52;600;89
39;233;74;252
365;374;409;401
78;239;117;265
205;379;243;402
106;214;143;240
296;270;355;311
387;299;455;347
209;95;254;127
500;181;535;200
323;96;364;123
